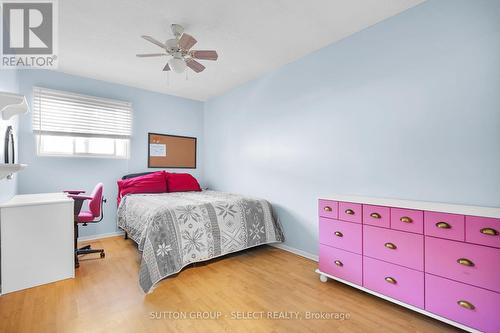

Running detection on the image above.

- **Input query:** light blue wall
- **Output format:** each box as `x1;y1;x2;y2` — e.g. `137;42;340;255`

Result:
0;70;20;203
203;0;500;255
17;70;204;237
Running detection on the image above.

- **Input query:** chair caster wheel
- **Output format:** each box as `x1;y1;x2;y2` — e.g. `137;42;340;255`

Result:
100;252;105;258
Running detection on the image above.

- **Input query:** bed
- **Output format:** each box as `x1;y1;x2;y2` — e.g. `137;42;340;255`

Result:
117;186;284;293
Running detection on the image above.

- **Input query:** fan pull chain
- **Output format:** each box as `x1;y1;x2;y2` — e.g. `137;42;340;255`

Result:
166;71;170;86
185;70;188;81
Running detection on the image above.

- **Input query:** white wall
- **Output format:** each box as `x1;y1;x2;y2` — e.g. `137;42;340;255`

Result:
203;0;500;255
17;70;204;237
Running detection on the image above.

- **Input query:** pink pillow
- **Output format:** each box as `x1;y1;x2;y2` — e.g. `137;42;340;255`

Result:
117;171;167;204
167;173;202;192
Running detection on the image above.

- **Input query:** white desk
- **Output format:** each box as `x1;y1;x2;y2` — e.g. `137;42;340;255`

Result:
0;193;74;294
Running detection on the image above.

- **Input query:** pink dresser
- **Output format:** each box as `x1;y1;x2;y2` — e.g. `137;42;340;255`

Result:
317;196;500;333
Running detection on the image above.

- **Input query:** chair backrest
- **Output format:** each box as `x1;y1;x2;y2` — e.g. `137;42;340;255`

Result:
88;183;104;218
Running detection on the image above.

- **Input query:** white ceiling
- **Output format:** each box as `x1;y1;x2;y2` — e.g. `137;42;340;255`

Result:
58;0;425;101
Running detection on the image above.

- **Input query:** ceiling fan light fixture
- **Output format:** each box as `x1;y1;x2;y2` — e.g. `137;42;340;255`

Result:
165;38;178;51
168;57;186;73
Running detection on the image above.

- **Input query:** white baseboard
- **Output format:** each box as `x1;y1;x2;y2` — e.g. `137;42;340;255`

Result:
78;230;125;242
270;243;318;262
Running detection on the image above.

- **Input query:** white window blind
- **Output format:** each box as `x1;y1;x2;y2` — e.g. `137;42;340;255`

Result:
32;87;132;158
32;87;132;139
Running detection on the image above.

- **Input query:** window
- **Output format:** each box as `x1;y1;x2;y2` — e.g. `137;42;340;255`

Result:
32;87;132;158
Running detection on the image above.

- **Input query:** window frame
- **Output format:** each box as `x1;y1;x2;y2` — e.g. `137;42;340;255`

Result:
35;134;130;159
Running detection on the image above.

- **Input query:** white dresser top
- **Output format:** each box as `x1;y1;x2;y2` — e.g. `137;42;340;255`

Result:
320;194;500;219
0;192;72;208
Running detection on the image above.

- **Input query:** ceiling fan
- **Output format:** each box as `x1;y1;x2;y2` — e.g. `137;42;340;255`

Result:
136;24;218;74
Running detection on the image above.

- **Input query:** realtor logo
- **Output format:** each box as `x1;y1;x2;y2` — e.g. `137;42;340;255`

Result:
1;0;58;68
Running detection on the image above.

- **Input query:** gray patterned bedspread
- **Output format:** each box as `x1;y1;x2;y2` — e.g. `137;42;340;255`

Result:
117;190;284;292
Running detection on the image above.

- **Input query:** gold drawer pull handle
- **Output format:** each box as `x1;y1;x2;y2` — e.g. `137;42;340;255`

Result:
370;213;381;219
457;258;474;267
457;300;475;310
334;231;343;237
323;206;332;212
334;260;343;267
384;242;397;250
345;209;355;215
400;216;413;223
480;227;499;236
436;221;451;229
385;277;397;284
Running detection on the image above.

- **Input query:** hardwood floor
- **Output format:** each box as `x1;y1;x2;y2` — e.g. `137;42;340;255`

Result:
0;237;462;333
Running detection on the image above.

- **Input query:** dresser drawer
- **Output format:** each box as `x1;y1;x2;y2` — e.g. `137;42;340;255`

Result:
318;199;338;219
319;218;362;254
466;216;500;249
426;274;500;333
390;208;423;234
364;225;424;271
338;202;362;224
425;237;500;293
319;245;362;285
425;211;465;241
364;257;424;308
363;204;390;228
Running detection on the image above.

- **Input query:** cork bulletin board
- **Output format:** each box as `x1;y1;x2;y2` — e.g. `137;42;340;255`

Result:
148;133;197;168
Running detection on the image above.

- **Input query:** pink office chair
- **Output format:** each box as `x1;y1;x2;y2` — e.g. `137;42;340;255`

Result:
65;183;106;268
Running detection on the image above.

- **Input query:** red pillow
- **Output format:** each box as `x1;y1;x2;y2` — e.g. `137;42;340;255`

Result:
117;171;167;204
167;173;202;192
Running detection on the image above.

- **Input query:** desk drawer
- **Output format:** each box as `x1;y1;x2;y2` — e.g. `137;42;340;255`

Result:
425;237;500;293
319;245;362;285
390;208;423;234
425;211;464;241
338;202;362;224
426;274;500;333
364;225;424;271
319;218;362;254
466;216;500;249
318;199;338;219
364;257;424;308
363;204;390;228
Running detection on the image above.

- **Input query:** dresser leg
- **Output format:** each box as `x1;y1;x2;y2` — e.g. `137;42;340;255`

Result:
319;274;328;283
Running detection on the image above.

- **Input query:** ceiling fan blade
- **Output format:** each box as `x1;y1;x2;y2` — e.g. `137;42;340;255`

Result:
163;63;171;71
178;33;197;51
186;59;205;73
141;35;167;49
171;24;184;38
136;53;166;57
190;50;218;61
